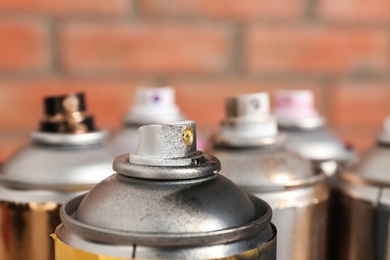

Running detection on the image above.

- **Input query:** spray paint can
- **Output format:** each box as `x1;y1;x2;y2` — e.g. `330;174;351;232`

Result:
273;89;354;176
54;121;277;259
110;86;185;154
0;93;114;260
208;93;329;260
331;116;390;259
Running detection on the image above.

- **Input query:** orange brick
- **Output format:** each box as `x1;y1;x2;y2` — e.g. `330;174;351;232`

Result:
140;0;305;20
60;22;231;75
0;20;48;72
0;79;154;132
329;81;390;128
319;0;390;22
245;25;390;74
0;0;130;16
169;78;323;132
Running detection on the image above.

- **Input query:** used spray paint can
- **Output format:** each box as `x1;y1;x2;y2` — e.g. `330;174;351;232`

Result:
0;93;114;260
331;116;390;259
208;92;329;260
110;86;185;154
54;121;277;259
273;89;354;176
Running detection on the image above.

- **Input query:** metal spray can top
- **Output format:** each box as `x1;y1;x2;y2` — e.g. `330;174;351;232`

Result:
212;92;319;189
40;92;95;134
0;92;111;195
209;94;328;260
31;92;107;147
58;120;275;259
272;89;354;170
124;86;184;125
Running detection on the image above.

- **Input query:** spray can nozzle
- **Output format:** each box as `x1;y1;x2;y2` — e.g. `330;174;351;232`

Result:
125;86;182;124
220;92;278;138
129;121;199;166
40;93;96;134
274;89;319;120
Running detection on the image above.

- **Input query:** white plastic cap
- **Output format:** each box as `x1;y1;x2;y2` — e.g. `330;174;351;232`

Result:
125;86;182;124
130;121;196;166
273;89;319;120
226;92;270;121
221;92;277;138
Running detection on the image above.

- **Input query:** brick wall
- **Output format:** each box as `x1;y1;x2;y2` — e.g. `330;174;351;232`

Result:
0;0;389;161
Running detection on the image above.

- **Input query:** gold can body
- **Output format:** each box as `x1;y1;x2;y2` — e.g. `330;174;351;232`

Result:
54;234;277;260
0;200;61;260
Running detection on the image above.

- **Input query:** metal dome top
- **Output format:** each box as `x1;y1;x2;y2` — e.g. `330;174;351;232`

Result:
0;93;113;191
60;121;272;246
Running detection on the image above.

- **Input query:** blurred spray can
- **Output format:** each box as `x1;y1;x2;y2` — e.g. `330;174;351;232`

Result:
110;86;185;154
273;89;354;176
331;116;390;259
208;92;329;260
0;93;114;260
54;121;276;260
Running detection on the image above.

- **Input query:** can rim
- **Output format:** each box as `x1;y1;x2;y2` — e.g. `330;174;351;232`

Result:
340;169;390;188
30;131;107;146
213;133;287;148
113;153;220;180
239;171;327;192
124;114;185;126
277;115;326;131
60;193;273;247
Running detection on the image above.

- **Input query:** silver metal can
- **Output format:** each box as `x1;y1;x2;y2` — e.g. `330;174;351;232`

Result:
0;93;114;260
110;86;185;155
55;121;277;260
273;89;354;176
208;92;329;260
331;119;390;259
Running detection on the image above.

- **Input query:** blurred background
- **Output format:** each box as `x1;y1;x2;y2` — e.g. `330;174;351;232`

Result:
0;0;389;161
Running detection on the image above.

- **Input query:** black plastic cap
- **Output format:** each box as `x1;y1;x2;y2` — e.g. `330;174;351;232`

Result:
39;92;96;133
43;93;86;116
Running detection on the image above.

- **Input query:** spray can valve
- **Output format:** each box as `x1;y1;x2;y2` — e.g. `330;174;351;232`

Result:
40;93;95;134
226;92;271;120
129;121;199;166
125;86;181;124
274;90;319;120
220;92;278;139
